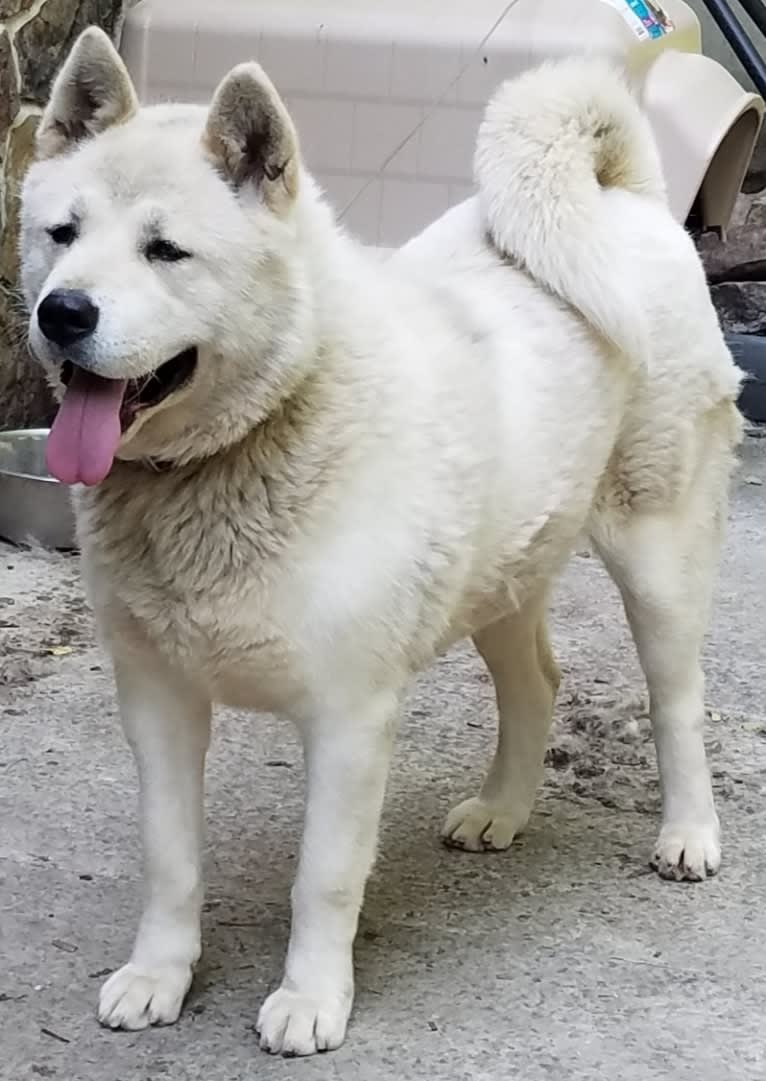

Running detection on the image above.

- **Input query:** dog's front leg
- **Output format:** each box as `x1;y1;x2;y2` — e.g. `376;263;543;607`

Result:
257;694;398;1056
98;646;211;1030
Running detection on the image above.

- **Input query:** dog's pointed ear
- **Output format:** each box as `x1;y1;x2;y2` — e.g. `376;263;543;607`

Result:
203;63;299;212
36;27;139;159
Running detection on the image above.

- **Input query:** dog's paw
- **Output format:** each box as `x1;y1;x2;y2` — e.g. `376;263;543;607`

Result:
441;796;526;852
98;961;193;1030
256;987;351;1056
651;821;721;882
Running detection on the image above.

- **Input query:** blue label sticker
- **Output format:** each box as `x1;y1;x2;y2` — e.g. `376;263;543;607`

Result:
600;0;674;39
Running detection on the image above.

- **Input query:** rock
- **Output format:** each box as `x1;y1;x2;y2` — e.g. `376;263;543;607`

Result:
709;282;766;336
698;187;766;283
15;0;124;106
697;185;766;335
0;0;31;17
0;113;39;282
0;30;19;150
0;112;53;429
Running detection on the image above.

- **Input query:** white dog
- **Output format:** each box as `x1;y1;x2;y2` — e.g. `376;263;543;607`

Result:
20;27;742;1056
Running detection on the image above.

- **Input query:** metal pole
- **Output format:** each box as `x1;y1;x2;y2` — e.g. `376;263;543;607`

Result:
737;0;766;41
701;0;766;97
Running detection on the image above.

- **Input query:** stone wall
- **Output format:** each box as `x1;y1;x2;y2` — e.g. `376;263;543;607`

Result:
0;0;125;429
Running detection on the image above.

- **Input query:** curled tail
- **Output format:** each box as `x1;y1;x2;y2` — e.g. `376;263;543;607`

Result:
475;58;667;361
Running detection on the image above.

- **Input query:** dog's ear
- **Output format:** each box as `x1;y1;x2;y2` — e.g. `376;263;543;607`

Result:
36;27;139;159
203;63;299;212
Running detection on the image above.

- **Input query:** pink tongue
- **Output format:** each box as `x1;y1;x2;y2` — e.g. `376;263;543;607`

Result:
47;368;128;486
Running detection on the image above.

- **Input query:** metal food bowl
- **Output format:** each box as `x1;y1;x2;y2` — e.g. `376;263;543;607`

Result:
0;429;77;549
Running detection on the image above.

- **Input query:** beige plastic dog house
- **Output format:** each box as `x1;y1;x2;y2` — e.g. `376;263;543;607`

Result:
120;0;764;246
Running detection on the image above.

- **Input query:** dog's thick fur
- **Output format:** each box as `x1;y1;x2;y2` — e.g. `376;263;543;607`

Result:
21;29;742;1056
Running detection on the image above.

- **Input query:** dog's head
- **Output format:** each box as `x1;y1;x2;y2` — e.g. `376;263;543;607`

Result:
21;27;319;485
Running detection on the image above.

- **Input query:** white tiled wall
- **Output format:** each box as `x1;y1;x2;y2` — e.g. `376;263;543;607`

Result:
120;0;701;245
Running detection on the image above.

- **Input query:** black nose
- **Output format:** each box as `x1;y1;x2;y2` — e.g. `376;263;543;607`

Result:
37;289;99;348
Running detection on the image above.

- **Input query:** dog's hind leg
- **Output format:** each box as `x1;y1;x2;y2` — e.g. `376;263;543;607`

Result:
98;645;211;1030
590;469;729;881
442;595;559;852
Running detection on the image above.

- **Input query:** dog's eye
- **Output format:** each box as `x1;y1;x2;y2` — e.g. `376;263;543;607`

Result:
145;238;191;263
47;223;77;246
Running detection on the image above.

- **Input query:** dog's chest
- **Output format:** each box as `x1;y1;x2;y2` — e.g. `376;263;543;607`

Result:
122;561;305;712
82;475;312;712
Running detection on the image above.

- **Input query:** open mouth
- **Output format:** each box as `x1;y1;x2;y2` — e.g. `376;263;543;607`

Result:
48;347;198;487
60;346;198;432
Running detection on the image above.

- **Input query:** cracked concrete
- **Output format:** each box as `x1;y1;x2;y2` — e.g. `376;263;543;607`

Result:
1;433;765;1081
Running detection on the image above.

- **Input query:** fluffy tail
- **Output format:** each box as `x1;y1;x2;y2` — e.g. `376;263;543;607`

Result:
475;58;667;361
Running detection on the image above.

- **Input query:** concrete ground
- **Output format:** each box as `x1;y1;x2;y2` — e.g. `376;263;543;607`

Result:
1;433;765;1081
